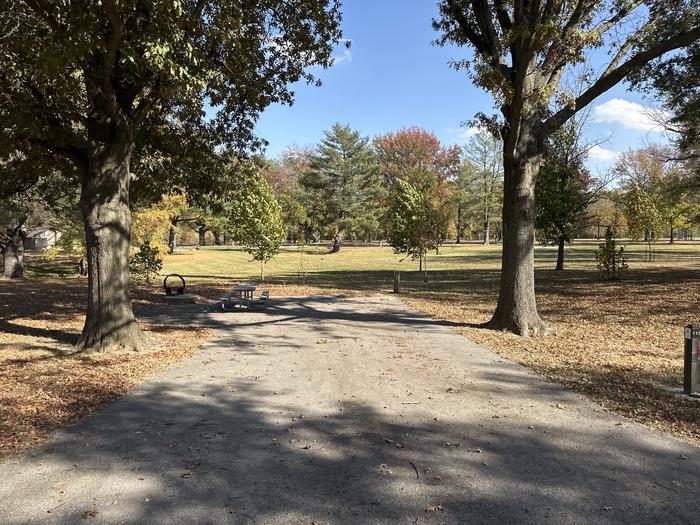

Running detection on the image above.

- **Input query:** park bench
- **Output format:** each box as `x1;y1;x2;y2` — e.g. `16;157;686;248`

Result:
250;290;270;309
219;292;243;310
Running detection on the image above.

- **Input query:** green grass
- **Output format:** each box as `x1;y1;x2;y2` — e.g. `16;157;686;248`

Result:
23;256;81;279
161;241;700;285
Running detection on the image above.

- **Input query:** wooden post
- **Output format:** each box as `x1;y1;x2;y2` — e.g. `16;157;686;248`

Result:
393;271;400;293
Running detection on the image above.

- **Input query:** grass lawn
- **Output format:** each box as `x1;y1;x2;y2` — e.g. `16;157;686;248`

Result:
1;239;698;457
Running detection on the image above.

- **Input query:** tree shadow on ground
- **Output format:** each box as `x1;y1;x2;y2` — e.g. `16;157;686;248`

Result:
13;364;699;524
141;295;482;335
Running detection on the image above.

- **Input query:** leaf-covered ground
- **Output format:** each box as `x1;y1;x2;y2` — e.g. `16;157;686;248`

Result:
0;279;213;459
400;269;700;445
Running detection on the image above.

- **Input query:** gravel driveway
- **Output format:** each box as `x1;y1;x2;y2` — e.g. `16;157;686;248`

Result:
0;295;698;524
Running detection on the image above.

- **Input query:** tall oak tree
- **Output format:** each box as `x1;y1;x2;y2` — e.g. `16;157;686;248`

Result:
434;0;700;334
0;0;342;351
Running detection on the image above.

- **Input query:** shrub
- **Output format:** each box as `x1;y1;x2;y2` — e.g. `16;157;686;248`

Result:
595;226;628;280
129;241;163;283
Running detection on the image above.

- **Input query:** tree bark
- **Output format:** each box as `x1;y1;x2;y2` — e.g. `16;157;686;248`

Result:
331;235;341;253
168;226;177;255
2;225;26;278
213;229;222;245
669;226;674;244
486;151;551;335
555;236;565;271
483;219;490;245
76;139;152;352
197;226;206;248
456;203;462;244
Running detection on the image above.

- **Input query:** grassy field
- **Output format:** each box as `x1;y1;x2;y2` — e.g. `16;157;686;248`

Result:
162;240;700;288
2;240;699;456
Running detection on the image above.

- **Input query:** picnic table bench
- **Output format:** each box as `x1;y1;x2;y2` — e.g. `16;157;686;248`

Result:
220;284;270;310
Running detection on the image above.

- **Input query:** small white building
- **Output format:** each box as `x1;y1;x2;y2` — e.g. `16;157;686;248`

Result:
24;228;61;251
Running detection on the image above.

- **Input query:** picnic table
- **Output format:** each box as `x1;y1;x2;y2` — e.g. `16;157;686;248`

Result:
220;284;270;310
234;284;257;303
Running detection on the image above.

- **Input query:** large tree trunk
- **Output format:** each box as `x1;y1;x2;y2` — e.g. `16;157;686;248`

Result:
2;225;26;278
168;225;177;255
483;219;490;245
213;229;222;245
197;226;206;248
669;226;674;244
331;235;341;253
555;236;565;271
486;151;550;335
77;139;152;352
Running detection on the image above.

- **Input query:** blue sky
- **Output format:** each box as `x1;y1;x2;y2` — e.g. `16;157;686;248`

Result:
255;1;669;172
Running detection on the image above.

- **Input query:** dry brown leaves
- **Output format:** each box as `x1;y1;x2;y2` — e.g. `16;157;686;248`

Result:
0;279;213;459
402;267;700;446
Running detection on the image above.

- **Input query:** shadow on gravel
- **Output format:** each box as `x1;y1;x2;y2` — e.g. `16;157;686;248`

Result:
37;376;699;524
5;295;697;523
140;296;482;334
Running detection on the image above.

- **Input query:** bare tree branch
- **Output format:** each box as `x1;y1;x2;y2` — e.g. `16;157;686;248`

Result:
545;26;700;133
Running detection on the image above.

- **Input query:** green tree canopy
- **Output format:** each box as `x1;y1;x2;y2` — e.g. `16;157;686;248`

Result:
299;123;381;251
230;164;285;281
535;120;607;271
0;1;343;351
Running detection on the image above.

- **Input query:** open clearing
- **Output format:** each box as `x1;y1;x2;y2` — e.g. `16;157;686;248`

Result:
0;296;698;524
1;241;698;459
164;241;700;445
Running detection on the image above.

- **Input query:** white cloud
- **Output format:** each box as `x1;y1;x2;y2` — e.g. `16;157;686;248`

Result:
592;98;664;132
447;125;482;141
588;145;619;162
332;40;353;65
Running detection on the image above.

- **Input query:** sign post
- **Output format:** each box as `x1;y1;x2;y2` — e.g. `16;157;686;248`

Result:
393;271;400;294
683;324;700;395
